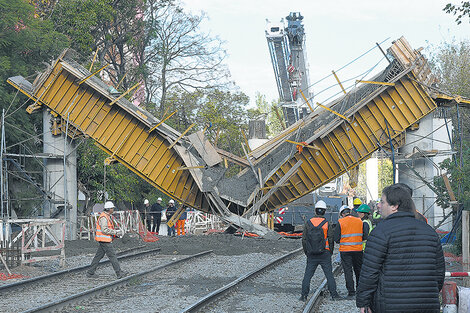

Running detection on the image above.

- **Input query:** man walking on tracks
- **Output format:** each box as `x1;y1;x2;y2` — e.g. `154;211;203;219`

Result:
334;204;366;299
356;184;445;313
300;200;342;302
87;201;127;279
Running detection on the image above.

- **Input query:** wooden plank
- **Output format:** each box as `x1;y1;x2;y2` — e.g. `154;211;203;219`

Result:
187;130;222;167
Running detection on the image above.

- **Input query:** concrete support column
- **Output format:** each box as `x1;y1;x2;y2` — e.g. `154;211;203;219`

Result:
43;110;77;240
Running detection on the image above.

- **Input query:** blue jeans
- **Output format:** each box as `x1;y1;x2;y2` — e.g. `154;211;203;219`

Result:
167;224;175;236
301;251;338;297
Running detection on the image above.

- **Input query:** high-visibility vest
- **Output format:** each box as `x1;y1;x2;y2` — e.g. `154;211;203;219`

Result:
338;215;363;252
95;212;114;242
309;217;330;251
362;219;373;250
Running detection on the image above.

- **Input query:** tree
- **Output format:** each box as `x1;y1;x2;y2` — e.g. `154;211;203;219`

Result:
0;0;68;217
143;3;230;115
428;41;470;226
77;140;162;213
444;1;470;24
248;93;285;138
164;88;250;176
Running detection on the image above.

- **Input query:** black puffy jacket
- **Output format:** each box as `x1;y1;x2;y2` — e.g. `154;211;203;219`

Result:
356;211;445;312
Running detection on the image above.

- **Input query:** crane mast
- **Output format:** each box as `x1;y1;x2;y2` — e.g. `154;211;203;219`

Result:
266;12;312;126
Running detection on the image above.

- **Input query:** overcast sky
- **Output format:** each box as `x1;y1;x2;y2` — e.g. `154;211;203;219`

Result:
183;0;470;107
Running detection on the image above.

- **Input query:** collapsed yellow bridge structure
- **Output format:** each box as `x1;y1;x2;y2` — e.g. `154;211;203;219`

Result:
7;37;445;237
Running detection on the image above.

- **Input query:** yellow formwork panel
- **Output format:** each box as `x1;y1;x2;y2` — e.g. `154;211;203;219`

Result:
23;60;206;210
262;74;436;211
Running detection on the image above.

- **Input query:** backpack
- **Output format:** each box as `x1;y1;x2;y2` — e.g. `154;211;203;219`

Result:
304;219;327;255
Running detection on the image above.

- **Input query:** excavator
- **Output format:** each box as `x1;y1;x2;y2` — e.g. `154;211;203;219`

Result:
7;36;457;238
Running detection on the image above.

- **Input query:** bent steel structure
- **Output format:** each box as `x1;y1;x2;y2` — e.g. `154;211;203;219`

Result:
8;38;438;235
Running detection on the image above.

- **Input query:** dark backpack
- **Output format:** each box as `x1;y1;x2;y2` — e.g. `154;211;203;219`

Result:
305;219;327;255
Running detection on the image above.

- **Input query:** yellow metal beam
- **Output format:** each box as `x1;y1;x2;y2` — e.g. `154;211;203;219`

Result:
177;165;205;171
332;70;347;94
315;102;351;122
79;64;109;85
356;80;395;86
89;49;99;72
168;123;196;149
285;139;320;150
108;82;141;106
148;110;177;133
299;89;314;112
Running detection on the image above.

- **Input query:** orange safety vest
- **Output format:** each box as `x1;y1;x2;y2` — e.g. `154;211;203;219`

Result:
338;215;363;252
309;217;330;251
95;212;114;242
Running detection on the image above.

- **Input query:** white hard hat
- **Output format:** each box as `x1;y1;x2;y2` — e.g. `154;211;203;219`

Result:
169;199;175;204
315;200;327;209
339;205;350;215
157;197;162;201
144;199;149;205
104;201;115;210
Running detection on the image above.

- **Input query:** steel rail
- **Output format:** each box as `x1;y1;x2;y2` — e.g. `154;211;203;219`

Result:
22;250;213;313
180;248;303;313
0;246;160;293
302;263;343;313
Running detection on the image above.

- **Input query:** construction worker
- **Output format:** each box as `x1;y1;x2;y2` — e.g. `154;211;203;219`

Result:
87;201;127;279
144;199;152;232
150;197;164;233
356;184;444;312
300;200;342;302
352;198;362;217
371;200;382;226
334;204;367;299
176;208;187;236
355;204;372;250
166;199;177;236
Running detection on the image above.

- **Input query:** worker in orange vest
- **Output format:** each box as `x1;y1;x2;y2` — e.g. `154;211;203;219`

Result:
300;200;342;302
87;201;127;279
176;208;187;236
334;204;367;299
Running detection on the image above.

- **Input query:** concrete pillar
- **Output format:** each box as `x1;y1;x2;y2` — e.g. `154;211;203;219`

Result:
43;110;77;240
398;113;451;229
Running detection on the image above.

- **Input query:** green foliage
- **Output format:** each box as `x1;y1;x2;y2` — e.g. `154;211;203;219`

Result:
164;88;250;176
378;158;393;197
50;0;115;55
429;41;470;209
77;140;163;211
0;0;68;216
0;0;68;150
444;1;470;24
249;93;285;138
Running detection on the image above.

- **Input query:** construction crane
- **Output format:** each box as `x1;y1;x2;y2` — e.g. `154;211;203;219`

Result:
8;38;446;237
265;12;312;126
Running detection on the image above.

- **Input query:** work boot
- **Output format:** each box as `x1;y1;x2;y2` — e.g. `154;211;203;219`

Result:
346;291;356;300
298;295;307;302
116;271;128;279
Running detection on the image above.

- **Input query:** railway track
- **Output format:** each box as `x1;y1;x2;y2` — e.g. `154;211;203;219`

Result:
0;246;166;312
181;249;347;313
2;245;355;313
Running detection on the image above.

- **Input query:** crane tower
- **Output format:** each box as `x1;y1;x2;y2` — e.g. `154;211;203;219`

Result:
266;12;312;126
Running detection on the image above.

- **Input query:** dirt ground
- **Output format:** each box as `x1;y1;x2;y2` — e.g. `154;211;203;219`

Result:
65;232;302;257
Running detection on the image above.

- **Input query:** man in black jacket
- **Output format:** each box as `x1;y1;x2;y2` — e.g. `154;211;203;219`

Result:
356;185;445;313
150;197;164;233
